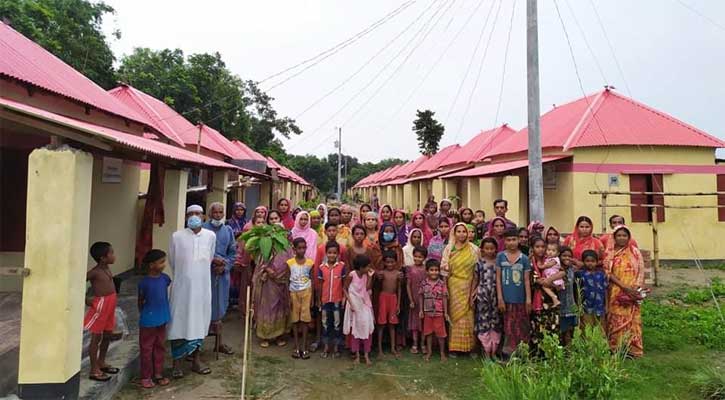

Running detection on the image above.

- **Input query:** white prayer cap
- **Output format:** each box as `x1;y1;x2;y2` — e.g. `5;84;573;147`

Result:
186;204;203;214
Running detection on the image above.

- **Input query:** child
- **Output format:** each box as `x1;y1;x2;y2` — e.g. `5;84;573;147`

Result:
406;246;427;354
419;259;449;362
496;229;532;357
427;217;450;262
558;246;578;346
541;243;564;307
317;241;346;358
577;250;608;331
376;250;401;357
402;228;423;266
343;254;376;366
138;249;171;388
311;222;347;352
288;238;314;359
84;242;118;382
474;238;501;360
474;210;486;226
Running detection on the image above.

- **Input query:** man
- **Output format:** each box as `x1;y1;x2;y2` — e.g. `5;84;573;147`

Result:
371;191;380;212
168;205;216;377
484;199;517;231
203;202;237;355
601;214;637;248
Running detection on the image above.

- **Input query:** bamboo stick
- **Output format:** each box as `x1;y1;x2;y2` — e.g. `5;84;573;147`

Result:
241;286;251;400
598;204;725;209
589;190;725;196
651;207;660;287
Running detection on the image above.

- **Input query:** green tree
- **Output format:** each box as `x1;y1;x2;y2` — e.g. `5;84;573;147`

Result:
412;109;445;156
0;0;119;88
287;154;335;193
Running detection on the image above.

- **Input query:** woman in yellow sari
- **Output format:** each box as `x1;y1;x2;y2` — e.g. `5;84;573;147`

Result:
605;225;645;358
441;222;479;353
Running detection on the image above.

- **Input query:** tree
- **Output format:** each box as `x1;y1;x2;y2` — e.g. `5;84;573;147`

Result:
118;48;301;158
0;0;119;88
412;109;445;156
287;154;335;194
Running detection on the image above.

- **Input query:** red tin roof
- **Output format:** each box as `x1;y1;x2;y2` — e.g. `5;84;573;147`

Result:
442;156;569;178
231;140;267;162
442;124;516;166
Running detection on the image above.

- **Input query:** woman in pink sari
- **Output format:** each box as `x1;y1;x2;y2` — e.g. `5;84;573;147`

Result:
290;211;318;260
243;206;268;231
409;211;433;247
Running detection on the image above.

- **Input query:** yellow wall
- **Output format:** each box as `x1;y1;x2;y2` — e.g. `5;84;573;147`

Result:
139;167;150;194
502;175;521;226
478;177;502;219
573;146;714;165
543;171;575;231
152;169;188;275
260;181;272;207
19;147;92;384
89;158;140;275
205;169;229;212
444;180;457;208
432;179;445;203
403;183;418;213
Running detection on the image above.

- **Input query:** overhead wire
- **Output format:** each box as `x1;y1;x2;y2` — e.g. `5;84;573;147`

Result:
285;0;441;152
563;0;607;84
492;0;517;129
587;0;632;96
674;0;725;33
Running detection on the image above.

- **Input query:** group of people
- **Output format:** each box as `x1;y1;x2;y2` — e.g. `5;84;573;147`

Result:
81;196;647;388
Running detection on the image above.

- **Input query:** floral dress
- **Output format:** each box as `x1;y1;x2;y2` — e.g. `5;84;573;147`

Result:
474;259;501;337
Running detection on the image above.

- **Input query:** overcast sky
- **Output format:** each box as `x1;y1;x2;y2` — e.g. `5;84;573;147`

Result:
102;0;725;162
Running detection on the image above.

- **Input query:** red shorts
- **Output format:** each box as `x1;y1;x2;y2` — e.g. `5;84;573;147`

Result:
376;292;399;325
423;315;447;338
83;293;117;334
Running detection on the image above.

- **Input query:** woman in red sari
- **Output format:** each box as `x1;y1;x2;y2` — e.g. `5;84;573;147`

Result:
563;216;604;268
277;198;295;230
605;225;645;358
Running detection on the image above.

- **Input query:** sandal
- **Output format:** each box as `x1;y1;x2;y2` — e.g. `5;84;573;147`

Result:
260;341;270;348
154;377;170;386
411;346;419;354
309;342;319;353
276;339;287;347
100;366;120;374
292;350;301;359
141;378;155;389
301;351;310;360
89;373;111;382
333;352;342;359
218;344;235;355
191;365;211;375
320;352;329;359
172;369;184;379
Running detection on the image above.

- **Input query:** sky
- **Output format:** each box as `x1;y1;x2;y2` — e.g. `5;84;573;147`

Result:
102;0;725;162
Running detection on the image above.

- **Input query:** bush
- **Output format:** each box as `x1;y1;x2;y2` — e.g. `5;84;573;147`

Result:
643;299;725;351
480;327;627;400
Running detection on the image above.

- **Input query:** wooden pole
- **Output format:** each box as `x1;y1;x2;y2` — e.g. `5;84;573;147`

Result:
651;207;660;287
600;193;608;234
241;286;251;399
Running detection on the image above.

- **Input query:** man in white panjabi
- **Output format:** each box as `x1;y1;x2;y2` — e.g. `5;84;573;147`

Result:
168;204;216;377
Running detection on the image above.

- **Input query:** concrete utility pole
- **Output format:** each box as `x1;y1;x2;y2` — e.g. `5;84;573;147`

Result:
526;0;545;222
336;126;342;199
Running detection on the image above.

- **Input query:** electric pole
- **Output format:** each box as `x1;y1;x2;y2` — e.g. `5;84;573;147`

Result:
527;0;545;222
336;127;342;199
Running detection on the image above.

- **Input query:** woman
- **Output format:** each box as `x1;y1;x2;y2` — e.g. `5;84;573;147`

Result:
363;212;380;246
379;204;393;226
605;225;645;358
459;207;474;225
228;202;247;308
409;211;433;247
402;228;423;266
358;204;373;224
563;216;604;267
243;206;268;231
485;216;507;252
267;210;282;225
544;226;561;246
309;210;325;245
291;211;318;260
392;209;409;247
528;237;563;353
427;217;450;261
277;198;295;230
252;247;292;347
317;203;328;225
228;202;247;238
441;223;479;354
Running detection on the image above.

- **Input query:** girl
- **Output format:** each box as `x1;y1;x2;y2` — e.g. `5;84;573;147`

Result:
545;226;562;246
309;210;324;245
518;227;530;255
563;216;604;267
406;246;427;354
485;216;507;252
343;254;376;366
393;209;409;247
605;225;645;358
379;204;393;226
363;212;380;246
474;238;501;360
425;201;439;231
427;217;450;261
474;210;485;226
291;211;318;260
277;198;295;230
529;237;563;353
379;222;404;267
409;211;433;247
403;228;423;266
267;210;282;226
578;250;608;332
243;206;268;231
442;223;480;354
347;225;377;269
358;204;373;224
317;203;328;224
558;246;578;346
459;207;474;225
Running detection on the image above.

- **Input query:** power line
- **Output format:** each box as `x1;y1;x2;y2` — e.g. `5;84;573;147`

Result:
563;0;607;84
674;0;725;33
293;0;433;120
588;0;632;96
454;0;505;142
492;0;517;128
444;0;498;127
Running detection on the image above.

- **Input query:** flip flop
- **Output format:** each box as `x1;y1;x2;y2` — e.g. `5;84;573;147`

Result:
100;367;120;374
291;350;301;359
141;379;155;389
191;366;211;375
333;352;342;359
172;369;184;379
320;352;329;359
411;346;419;354
260;341;270;348
276;340;287;347
218;344;235;355
301;351;310;360
89;373;111;382
154;377;170;386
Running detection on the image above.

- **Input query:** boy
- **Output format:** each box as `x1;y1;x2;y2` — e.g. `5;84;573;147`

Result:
496;229;532;358
311;222;347;352
138;249;171;388
288;238;314;359
317;241;346;358
419;259;449;362
84;241;118;382
376;250;401;358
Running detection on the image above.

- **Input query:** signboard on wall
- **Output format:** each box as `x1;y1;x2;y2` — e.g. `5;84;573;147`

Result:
102;157;122;183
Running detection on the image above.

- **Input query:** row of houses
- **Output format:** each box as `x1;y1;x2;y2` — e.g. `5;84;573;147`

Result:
353;88;725;261
0;22;312;398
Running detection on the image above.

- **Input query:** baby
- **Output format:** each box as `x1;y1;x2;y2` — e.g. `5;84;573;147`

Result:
542;243;565;307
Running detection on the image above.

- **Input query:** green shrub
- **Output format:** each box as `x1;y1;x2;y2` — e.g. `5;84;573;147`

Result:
642;301;725;351
693;367;725;400
480;327;627;400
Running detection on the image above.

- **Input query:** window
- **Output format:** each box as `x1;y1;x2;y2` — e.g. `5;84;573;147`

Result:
629;174;665;223
718;175;725;222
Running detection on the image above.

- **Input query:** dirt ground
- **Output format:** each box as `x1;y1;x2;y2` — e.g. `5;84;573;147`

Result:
114;266;724;400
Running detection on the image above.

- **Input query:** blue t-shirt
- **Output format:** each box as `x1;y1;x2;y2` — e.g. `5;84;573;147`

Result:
576;269;608;316
138;273;171;328
496;251;531;304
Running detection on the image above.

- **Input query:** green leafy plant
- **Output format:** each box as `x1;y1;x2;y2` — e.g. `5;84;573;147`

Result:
240;224;289;263
693;366;725;400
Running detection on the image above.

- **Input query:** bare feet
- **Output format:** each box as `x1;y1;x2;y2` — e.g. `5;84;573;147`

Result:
377;350;384;359
440;354;448;362
365;354;372;366
353;355;360;364
424;354;431;362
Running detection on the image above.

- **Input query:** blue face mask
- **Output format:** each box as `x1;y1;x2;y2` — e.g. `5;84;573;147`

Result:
211;218;225;227
383;232;395;242
187;215;202;229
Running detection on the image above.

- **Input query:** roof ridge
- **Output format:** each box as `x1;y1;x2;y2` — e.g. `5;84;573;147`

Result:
124;86;186;146
562;89;608;151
